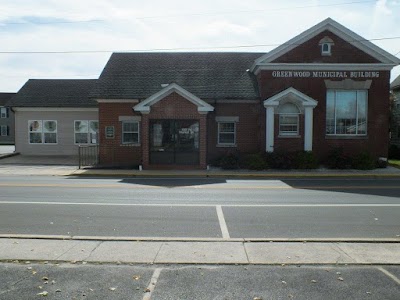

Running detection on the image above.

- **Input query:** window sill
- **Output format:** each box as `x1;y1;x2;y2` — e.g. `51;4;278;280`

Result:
278;135;301;139
120;143;141;147
325;135;368;140
216;144;237;148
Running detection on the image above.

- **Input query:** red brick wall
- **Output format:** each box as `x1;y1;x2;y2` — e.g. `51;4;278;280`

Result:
272;30;379;64
257;70;391;161
141;92;208;169
98;102;142;167
207;102;262;163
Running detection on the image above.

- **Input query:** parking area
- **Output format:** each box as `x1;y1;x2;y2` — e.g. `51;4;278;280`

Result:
0;263;399;300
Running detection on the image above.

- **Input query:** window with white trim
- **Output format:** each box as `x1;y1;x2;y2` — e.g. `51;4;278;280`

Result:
1;125;8;136
122;121;139;144
326;90;367;135
28;120;57;144
321;43;331;55
74;120;98;144
218;122;236;145
279;103;300;136
1;107;8;118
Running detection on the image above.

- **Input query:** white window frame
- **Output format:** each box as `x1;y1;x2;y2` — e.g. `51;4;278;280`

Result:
321;43;331;55
122;121;140;144
326;90;368;136
74;120;98;144
1;125;8;136
0;107;8;118
279;114;299;136
217;122;236;146
28;120;57;144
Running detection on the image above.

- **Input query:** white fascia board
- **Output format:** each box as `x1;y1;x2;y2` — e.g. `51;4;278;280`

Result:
134;83;214;113
13;107;98;112
254;63;396;75
264;87;318;108
251;18;400;71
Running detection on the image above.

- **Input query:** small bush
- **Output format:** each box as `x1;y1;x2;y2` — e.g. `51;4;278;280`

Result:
388;145;400;159
294;151;319;169
219;153;240;169
242;153;268;170
352;151;376;170
325;147;352;169
266;151;295;169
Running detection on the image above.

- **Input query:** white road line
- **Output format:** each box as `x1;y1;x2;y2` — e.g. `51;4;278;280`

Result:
377;267;400;285
142;268;162;300
0;201;400;208
216;205;230;239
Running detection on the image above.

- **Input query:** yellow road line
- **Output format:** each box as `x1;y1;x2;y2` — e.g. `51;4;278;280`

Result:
0;183;400;190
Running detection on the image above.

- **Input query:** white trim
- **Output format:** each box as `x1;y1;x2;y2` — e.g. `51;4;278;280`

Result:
215;116;239;122
254;63;396;75
118;116;142;122
133;83;214;114
74;120;99;145
28;120;58;145
13;107;98;112
251;18;400;72
121;120;140;145
96;99;139;103
325;79;372;90
264;87;318;108
304;107;314;151
217;121;237;147
266;107;274;152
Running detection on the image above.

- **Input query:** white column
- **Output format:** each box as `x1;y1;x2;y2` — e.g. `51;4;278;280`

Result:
304;106;314;151
266;106;275;152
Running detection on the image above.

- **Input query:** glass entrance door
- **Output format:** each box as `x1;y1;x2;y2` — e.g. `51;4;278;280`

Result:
150;120;199;165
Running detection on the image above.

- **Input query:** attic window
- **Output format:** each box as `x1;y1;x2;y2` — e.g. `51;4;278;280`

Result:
319;36;334;56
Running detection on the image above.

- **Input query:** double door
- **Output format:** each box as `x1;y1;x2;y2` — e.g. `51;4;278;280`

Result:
149;120;199;165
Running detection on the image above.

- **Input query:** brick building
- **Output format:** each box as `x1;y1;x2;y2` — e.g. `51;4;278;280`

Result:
7;18;400;169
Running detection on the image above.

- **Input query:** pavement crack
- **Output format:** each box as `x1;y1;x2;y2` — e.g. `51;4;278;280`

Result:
55;241;80;260
85;241;102;261
243;242;251;264
332;243;356;263
152;242;164;264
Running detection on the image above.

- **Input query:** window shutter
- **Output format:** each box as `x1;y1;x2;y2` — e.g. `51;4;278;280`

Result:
6;108;9;118
7;126;9;136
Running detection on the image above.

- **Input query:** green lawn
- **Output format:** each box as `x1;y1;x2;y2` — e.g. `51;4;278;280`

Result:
389;160;400;168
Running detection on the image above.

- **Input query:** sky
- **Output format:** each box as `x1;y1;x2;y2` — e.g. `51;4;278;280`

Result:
0;0;399;92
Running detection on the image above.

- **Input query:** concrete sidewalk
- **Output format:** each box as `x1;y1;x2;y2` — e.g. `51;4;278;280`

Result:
1;238;399;265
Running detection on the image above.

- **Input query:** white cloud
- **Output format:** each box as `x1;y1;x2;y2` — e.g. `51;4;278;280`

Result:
0;0;399;91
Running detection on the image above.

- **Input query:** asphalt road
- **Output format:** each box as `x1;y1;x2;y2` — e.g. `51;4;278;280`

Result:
0;176;400;239
0;263;399;300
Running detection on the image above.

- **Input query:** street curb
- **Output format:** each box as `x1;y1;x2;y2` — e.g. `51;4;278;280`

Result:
0;152;19;160
1;234;399;243
66;171;400;178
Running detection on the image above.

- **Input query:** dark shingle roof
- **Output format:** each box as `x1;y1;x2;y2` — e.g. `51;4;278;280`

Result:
0;93;16;106
91;52;263;100
391;74;400;90
8;79;98;107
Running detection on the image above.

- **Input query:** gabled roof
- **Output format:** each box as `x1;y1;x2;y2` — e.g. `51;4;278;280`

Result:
252;18;400;71
264;87;318;109
134;83;214;114
8;79;98;107
0;93;16;106
392;74;400;90
91;52;262;100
